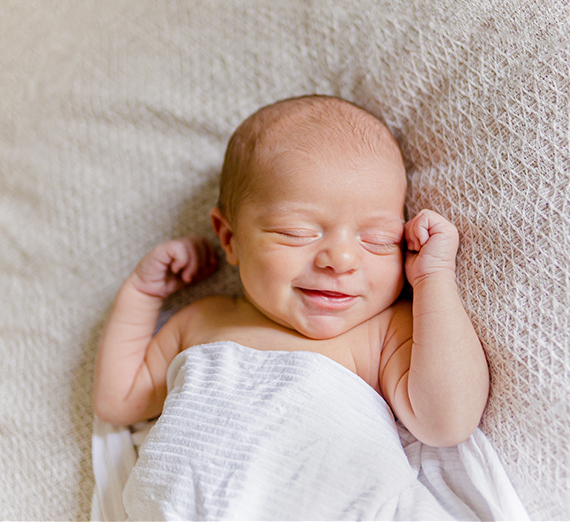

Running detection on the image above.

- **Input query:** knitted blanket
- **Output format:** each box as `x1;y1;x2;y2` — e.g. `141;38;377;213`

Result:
1;1;568;519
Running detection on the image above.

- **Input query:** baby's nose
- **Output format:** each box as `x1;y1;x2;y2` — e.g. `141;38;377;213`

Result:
315;236;360;274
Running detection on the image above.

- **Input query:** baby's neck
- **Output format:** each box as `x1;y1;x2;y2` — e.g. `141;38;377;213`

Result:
179;295;383;391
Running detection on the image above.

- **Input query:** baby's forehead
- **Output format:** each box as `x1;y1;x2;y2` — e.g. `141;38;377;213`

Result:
254;98;402;166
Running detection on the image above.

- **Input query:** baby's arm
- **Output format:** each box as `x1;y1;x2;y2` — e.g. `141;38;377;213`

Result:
379;210;489;447
93;237;217;425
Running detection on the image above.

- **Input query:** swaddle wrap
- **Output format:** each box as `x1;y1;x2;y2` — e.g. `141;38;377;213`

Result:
122;342;523;521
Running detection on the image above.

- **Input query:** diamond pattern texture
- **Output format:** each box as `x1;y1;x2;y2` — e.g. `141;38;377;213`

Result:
0;1;568;519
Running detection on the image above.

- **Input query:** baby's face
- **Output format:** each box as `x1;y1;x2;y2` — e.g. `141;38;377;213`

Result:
226;149;406;340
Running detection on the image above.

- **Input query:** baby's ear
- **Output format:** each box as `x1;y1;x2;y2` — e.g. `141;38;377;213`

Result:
210;207;239;266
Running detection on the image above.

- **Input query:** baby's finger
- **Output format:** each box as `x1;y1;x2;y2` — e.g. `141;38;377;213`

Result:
405;210;434;250
404;219;422;252
168;242;191;274
182;237;211;282
179;241;201;282
414;215;431;247
181;254;198;282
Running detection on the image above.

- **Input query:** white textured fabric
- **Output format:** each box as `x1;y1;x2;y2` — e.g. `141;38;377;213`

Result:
91;418;136;522
121;342;528;521
93;417;530;522
1;1;568;519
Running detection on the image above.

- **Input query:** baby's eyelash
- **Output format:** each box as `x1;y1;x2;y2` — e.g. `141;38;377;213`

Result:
271;229;320;244
362;241;394;248
360;238;399;254
276;229;318;237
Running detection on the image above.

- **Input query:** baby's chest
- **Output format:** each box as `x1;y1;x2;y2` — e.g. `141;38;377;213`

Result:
194;324;360;373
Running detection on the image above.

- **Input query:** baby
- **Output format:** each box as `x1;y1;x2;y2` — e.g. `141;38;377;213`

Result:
94;95;489;517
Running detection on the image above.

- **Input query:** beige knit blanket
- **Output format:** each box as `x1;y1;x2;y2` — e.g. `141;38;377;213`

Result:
1;1;568;519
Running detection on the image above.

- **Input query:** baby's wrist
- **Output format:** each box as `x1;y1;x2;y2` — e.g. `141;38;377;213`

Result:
127;271;165;300
409;267;457;290
410;270;462;319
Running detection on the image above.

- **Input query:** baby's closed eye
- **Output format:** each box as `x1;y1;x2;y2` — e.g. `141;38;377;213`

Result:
359;235;401;254
270;229;321;245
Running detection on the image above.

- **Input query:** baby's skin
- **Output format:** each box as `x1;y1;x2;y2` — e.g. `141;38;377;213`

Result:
94;97;489;448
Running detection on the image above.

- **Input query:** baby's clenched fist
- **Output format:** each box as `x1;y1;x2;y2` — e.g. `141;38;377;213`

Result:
132;236;218;298
404;210;459;288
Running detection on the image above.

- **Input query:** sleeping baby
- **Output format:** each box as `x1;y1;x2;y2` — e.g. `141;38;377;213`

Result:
93;95;489;520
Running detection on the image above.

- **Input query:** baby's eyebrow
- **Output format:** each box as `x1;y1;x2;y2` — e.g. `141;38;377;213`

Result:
262;204;317;218
366;216;405;228
262;205;405;228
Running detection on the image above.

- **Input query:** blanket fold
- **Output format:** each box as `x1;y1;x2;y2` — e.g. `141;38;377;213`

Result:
117;341;528;521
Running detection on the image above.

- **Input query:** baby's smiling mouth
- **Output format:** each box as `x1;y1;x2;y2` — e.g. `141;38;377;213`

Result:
296;288;358;310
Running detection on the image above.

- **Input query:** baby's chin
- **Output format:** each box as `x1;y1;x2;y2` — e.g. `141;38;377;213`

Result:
244;293;376;340
291;315;370;341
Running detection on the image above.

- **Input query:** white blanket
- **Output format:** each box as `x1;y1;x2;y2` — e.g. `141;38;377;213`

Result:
93;341;528;521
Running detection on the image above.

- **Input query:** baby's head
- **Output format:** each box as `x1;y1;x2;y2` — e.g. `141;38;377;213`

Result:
211;95;407;339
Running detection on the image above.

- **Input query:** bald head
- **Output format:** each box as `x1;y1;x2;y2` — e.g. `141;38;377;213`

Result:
218;95;405;224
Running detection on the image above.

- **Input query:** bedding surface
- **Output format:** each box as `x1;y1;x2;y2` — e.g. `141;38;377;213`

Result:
119;342;527;521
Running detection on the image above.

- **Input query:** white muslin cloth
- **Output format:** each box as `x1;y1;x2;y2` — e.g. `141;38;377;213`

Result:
119;341;528;521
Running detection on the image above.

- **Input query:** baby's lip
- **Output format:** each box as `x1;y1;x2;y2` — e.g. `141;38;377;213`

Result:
296;288;358;311
299;288;354;299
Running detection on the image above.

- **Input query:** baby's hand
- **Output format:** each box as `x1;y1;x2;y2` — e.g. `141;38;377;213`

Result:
132;236;218;298
404;209;459;287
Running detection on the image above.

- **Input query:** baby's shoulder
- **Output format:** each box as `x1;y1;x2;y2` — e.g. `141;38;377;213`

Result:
189;294;240;312
172;294;246;345
175;294;241;325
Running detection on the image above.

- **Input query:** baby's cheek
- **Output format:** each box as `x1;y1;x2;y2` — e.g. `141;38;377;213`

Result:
372;259;404;304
